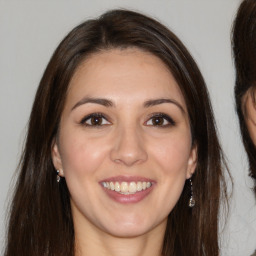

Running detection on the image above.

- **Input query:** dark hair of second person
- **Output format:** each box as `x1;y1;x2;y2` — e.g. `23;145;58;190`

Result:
232;0;256;194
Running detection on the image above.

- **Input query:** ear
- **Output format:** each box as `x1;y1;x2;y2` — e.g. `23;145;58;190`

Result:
186;144;197;179
51;138;65;177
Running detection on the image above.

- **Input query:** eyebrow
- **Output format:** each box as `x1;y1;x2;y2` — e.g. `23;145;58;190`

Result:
144;98;185;113
71;97;185;113
71;97;114;111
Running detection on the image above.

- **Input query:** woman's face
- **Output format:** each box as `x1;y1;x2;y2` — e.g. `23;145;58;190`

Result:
243;88;256;145
52;48;197;238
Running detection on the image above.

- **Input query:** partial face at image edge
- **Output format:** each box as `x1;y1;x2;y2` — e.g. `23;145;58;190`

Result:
243;87;256;145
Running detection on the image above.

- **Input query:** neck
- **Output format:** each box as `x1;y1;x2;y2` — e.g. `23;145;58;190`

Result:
74;219;166;256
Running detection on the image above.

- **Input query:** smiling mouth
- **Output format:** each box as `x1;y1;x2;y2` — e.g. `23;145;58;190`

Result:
101;181;152;194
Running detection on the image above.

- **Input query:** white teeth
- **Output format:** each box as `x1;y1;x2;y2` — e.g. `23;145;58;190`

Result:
102;181;152;194
110;182;115;190
120;182;128;193
137;181;142;191
129;182;137;193
114;182;120;192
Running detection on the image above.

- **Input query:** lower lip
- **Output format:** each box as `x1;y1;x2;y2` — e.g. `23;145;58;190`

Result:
102;185;154;204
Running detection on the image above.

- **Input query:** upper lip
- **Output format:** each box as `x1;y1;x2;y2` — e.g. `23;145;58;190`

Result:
99;175;155;183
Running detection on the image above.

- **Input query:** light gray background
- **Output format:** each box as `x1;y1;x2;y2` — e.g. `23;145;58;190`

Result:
0;1;255;255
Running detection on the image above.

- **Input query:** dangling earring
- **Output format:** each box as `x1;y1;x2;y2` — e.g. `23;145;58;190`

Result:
56;170;61;183
188;178;195;208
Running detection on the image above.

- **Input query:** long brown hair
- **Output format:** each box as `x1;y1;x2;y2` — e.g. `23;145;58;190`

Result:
5;9;228;256
232;0;256;194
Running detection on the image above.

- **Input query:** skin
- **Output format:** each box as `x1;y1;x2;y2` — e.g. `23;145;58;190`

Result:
52;48;197;256
243;88;256;145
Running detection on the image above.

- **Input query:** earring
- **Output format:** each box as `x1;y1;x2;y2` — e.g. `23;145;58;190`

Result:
56;170;61;183
188;178;195;208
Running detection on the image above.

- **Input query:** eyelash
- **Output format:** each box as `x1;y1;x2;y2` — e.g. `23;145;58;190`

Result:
145;113;175;127
80;112;175;128
80;113;111;127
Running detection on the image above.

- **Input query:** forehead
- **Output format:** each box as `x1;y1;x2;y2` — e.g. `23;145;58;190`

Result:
66;48;187;110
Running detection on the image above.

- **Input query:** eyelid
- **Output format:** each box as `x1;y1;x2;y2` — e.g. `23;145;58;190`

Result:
80;112;111;126
145;112;176;127
79;112;175;128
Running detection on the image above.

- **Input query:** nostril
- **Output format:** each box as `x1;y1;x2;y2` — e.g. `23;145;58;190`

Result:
110;146;148;166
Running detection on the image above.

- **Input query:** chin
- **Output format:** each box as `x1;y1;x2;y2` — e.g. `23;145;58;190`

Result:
105;225;151;238
101;217;164;238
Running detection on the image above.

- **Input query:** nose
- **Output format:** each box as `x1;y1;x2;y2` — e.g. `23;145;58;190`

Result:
110;125;148;166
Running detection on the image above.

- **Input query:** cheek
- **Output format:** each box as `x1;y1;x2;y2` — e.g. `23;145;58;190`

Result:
150;133;192;176
245;97;256;145
247;121;256;146
147;135;192;216
59;133;109;178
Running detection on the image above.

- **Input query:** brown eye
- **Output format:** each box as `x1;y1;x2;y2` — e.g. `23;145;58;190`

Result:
152;116;164;126
90;116;103;125
81;113;111;126
145;113;175;127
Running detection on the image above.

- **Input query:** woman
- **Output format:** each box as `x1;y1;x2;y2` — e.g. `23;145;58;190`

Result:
232;1;256;255
233;0;256;193
4;9;228;256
